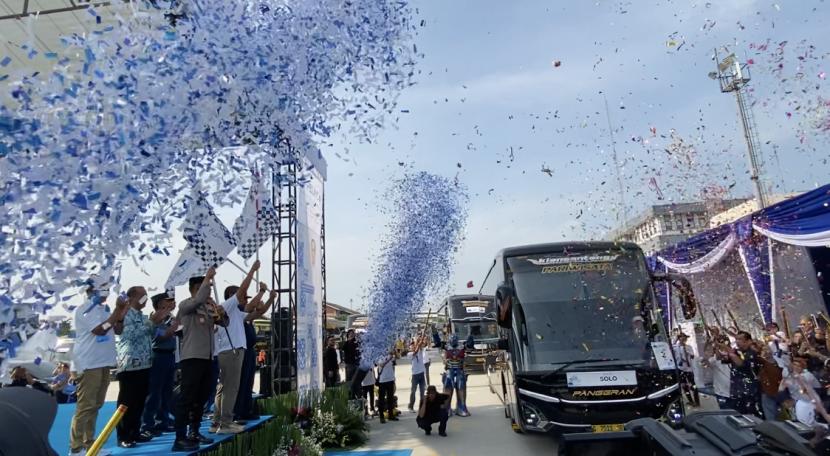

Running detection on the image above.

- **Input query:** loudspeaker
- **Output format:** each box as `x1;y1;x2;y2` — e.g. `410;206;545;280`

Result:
271;308;293;348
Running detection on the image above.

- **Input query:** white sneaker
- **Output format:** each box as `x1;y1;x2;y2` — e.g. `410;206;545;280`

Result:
217;423;245;434
407;407;415;413
68;450;85;456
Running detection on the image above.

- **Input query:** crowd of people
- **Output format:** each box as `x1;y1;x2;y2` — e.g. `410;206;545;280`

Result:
676;315;830;442
322;326;472;438
11;260;277;456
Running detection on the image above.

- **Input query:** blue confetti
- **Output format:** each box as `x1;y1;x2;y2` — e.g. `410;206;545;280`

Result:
0;0;415;306
360;172;468;365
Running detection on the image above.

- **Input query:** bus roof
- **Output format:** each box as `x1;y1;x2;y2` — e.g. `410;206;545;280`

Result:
496;241;642;259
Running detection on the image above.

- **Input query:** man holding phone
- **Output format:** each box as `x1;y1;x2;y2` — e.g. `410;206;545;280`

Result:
69;277;129;456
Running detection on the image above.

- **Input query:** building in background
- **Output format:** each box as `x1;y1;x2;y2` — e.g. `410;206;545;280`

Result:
608;198;749;254
324;302;361;331
707;194;798;228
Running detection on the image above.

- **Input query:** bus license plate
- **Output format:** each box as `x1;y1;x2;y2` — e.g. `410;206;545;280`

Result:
592;424;624;433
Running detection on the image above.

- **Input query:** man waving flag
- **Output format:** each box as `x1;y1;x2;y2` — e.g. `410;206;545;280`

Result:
233;170;279;260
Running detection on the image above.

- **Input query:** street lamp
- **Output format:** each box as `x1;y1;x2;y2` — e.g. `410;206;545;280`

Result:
710;49;768;209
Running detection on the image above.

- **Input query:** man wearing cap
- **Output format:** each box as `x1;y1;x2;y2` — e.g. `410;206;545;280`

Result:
115;286;169;448
673;333;700;407
172;266;227;452
210;260;261;434
141;291;180;436
69;278;129;456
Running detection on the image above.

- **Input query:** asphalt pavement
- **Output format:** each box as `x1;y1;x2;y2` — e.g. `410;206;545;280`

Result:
358;361;556;455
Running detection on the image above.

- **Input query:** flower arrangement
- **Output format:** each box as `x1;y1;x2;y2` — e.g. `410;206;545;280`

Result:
260;386;368;455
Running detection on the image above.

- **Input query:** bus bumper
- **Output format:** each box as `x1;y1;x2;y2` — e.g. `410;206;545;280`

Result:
515;387;682;434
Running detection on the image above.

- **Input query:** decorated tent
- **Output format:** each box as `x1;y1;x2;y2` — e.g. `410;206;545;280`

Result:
650;183;830;332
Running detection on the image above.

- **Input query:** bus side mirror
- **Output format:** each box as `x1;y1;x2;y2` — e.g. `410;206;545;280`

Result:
496;285;514;329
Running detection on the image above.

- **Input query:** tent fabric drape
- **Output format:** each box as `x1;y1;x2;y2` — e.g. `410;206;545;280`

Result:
650;184;830;329
738;236;772;324
659;232;737;274
752;184;830;247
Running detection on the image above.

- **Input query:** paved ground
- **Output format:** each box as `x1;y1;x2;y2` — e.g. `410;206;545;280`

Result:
358;362;556;455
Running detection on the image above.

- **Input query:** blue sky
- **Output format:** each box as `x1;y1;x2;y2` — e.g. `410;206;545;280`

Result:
117;0;830;314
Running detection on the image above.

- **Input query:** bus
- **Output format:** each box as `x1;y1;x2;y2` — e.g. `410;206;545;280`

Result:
442;294;499;370
346;314;369;334
481;242;697;435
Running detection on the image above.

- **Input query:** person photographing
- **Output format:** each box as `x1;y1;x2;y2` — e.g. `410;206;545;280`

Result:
416;385;449;437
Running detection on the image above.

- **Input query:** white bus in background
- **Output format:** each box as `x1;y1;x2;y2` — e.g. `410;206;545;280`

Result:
346;314;368;334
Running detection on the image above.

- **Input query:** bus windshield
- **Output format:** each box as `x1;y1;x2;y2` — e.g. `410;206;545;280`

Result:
506;249;658;371
453;320;499;342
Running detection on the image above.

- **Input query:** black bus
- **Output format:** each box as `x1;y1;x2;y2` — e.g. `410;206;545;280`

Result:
482;242;697;435
442;294;499;370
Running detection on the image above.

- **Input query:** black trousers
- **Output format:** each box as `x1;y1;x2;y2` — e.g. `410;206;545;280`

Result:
175;358;213;438
116;368;151;443
377;381;395;416
345;364;357;383
363;385;375;412
417;409;448;434
679;371;700;405
234;344;257;419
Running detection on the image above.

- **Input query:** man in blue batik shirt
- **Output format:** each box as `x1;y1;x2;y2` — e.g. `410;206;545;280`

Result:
142;292;180;436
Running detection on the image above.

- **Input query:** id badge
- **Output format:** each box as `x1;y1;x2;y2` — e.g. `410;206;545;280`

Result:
95;335;110;343
198;317;205;324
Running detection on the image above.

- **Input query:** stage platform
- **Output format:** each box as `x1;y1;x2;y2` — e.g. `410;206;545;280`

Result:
48;401;272;455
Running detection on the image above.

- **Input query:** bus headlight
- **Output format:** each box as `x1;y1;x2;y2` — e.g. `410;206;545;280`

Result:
665;398;683;427
521;402;545;428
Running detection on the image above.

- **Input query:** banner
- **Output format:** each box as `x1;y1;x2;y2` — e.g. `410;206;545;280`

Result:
296;166;324;401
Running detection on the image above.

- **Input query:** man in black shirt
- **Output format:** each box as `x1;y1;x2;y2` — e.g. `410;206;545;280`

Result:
341;330;359;383
725;331;761;416
416;385;449;437
324;337;340;387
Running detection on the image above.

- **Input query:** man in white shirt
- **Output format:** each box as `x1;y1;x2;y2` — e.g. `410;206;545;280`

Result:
709;335;734;409
780;358;827;427
408;335;428;412
69;278;130;456
377;350;398;424
673;333;700;406
210;261;262;435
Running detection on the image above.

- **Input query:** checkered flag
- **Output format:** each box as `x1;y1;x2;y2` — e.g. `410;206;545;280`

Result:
181;193;236;267
233;170;279;259
164;246;206;289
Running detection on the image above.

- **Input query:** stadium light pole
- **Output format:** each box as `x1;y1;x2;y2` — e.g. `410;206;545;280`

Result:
709;49;768;209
